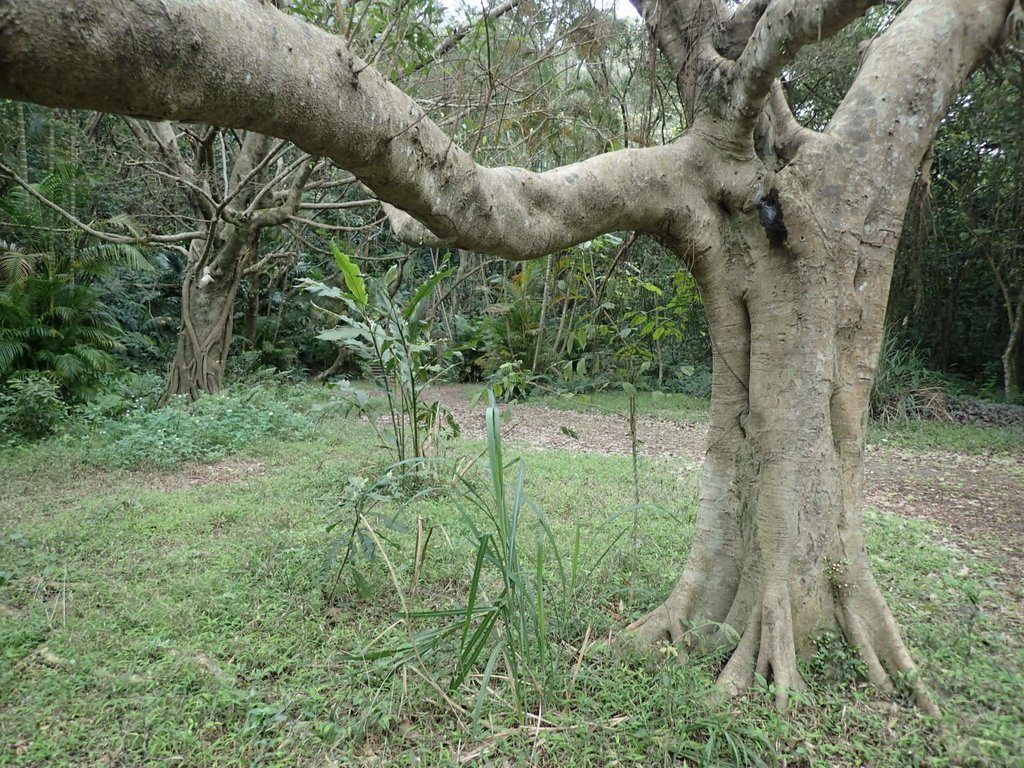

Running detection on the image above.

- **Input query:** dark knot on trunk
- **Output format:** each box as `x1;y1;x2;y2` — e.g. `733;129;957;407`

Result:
757;189;788;247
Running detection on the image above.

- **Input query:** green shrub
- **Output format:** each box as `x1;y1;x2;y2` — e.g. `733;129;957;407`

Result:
70;370;165;427
671;365;712;399
82;386;310;468
0;371;68;440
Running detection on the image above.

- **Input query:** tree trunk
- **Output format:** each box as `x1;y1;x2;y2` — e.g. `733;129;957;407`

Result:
1004;324;1021;401
243;274;260;345
15;102;29;181
628;170;938;714
531;254;553;374
161;235;250;402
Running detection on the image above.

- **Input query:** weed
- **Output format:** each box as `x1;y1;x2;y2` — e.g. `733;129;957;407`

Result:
75;385;309;468
0;372;67;440
302;244;459;465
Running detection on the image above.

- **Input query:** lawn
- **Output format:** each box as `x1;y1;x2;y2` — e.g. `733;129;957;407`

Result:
1;383;1021;766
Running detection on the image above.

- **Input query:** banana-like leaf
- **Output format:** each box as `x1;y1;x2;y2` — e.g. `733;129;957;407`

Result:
331;242;367;306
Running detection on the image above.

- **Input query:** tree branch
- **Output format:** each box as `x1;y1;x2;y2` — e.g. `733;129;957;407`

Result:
0;160;202;245
829;0;1014;178
298;199;377;210
728;0;880;119
242;150;316;217
0;0;705;260
754;80;816;166
135;119;217;220
250;158;318;229
379;202;450;248
715;0;770;59
418;0;523;72
221;137;291;212
630;0;724;107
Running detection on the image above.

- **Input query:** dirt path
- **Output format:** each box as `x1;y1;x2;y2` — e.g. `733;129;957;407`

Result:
431;384;1024;616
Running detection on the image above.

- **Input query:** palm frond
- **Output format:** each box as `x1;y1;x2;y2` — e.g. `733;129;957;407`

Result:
0;243;40;285
52;352;86;382
36;160;86;202
75;242;154;275
106;213;145;238
0;339;28;372
73;345;117;370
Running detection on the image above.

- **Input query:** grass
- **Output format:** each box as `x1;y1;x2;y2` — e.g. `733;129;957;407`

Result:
1;384;1022;766
869;419;1024;456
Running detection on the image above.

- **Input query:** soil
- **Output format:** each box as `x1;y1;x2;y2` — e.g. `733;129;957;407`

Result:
430;385;1024;621
141;458;268;492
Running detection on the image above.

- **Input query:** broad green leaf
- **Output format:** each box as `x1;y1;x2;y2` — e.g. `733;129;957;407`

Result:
331;242;368;306
317;327;363;342
404;267;454;322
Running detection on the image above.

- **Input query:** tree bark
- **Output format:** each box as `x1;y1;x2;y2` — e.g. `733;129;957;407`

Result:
628;161;930;710
162;233;254;402
1003;314;1022;400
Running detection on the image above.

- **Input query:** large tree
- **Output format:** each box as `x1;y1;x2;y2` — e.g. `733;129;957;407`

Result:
1;0;1018;710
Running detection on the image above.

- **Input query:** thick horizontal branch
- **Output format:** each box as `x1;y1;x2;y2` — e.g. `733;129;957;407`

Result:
0;0;698;260
298;199;377;210
380;202;450;248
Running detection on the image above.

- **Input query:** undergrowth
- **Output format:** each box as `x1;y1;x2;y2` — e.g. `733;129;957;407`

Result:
69;381;311;468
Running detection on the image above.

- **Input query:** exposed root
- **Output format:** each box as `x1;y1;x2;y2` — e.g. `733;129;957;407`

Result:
840;581;941;718
625;582;807;712
625;603;682;645
625;575;939;717
624;584;698;646
717;583;805;711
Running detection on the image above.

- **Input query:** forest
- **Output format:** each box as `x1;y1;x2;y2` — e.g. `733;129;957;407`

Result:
1;0;1022;765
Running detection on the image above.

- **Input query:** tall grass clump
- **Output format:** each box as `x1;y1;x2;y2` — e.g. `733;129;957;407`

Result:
343;393;604;728
871;331;949;424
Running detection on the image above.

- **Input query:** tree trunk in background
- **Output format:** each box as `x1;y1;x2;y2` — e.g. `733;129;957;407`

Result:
1003;321;1022;400
15;102;29;181
161;232;255;402
243;274;259;345
531;254;553;374
989;254;1024;402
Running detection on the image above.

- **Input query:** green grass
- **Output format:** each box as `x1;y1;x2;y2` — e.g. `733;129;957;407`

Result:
869;419;1024;456
1;385;1022;766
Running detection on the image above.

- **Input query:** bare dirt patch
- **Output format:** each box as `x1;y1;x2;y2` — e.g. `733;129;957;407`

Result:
431;384;1024;617
434;384;707;465
140;458;268;493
